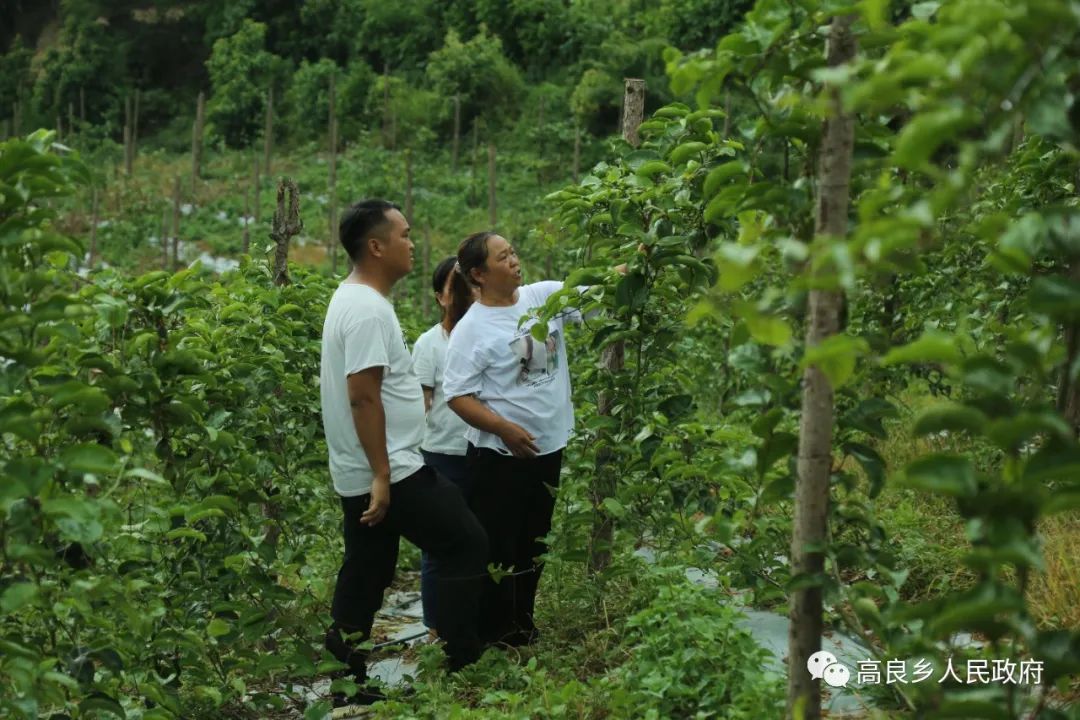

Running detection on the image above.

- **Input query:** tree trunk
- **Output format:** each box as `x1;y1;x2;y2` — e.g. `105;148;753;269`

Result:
328;72;338;274
573;122;581;184
123;122;132;176
12;101;20;137
423;222;432;319
242;185;250;255
1057;260;1080;434
67;103;75;142
253;155;261;229
192;91;205;185
787;15;857;720
160;207;169;269
132;89;141;162
452;95;461;171
79;87;86;125
487;143;496;227
87;187;99;267
171;176;182;270
264;87;274;177
589;78;645;576
271;178;302;287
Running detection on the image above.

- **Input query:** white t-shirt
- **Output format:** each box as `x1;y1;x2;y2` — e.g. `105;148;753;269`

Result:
443;281;580;456
411;323;470;456
319;283;425;496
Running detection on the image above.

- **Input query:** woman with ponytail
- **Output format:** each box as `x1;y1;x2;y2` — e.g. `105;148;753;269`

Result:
442;231;605;647
410;256;476;634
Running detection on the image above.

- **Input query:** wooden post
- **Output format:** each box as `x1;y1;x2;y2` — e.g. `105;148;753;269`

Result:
253;155;261;229
405;150;414;225
723;90;731;138
452;95;461;171
264;87;274;177
423;222;432;318
382;64;391;149
123;123;132;175
537;95;546;160
171;176;182;270
242;185;251;254
132;89;141;161
160;207;169;269
87;187;100;267
124;94;133;173
787;16;856;720
328;72;339;274
589;77;646;576
487;142;496;227
271;178;302;287
469;120;480;205
192;91;205;185
573;122;581;184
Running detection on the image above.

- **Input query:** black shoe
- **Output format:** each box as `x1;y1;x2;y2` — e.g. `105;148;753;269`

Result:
331;680;388;708
500;629;539;648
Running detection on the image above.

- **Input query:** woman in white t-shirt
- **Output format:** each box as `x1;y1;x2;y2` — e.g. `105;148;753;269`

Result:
410;256;475;633
442;231;588;647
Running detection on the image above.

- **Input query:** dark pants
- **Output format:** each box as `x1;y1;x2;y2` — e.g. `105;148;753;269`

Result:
420;450;472;629
327;466;487;677
466;444;563;645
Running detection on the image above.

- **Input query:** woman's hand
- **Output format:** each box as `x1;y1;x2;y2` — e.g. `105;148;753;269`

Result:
498;420;540;458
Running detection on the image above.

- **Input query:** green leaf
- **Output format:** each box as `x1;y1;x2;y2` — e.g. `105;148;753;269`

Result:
304;700;332;720
1029;276;1080;321
0;582;38;613
801;334;870;389
79;693;126;718
703;161;747;199
564;268;605;287
901;454;976;497
714;243;760;292
207;618;231;637
601;497;627;518
736;303;792;347
881;332;962;366
669;141;708;166
635;160;671;178
912;404;987;437
893;106;970;169
60;444;117;475
843;442;886;498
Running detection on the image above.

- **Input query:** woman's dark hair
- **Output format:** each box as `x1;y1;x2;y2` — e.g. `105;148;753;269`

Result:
339;199;401;262
432;256;473;329
456;231;498;288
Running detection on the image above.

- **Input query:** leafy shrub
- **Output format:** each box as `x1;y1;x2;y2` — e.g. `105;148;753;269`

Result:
609;575;785;719
205;19;283;147
426;27;525;132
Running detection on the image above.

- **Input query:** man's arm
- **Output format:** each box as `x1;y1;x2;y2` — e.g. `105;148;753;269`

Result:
447;394;539;458
347;366;390;526
421;386;434;413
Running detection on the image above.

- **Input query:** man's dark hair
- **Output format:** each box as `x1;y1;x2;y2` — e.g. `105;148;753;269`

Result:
339;199;401;262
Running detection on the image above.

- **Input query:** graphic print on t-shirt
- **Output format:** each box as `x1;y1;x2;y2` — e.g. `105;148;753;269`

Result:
509;323;560;387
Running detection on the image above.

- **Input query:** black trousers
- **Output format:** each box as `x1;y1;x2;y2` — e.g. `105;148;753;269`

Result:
467;444;563;644
328;466;487;676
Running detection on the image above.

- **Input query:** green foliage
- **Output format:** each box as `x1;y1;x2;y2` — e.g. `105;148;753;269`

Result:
426;27;526;132
286;58;343;141
205;19;282;147
609;576;785;719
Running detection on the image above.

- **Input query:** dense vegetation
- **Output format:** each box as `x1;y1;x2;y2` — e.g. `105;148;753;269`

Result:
2;1;1080;719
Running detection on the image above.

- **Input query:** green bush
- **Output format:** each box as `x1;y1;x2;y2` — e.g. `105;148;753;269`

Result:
610;576;785;719
205;19;283;147
426;27;525;132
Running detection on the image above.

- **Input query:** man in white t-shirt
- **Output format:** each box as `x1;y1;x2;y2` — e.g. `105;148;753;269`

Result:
319;200;487;705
